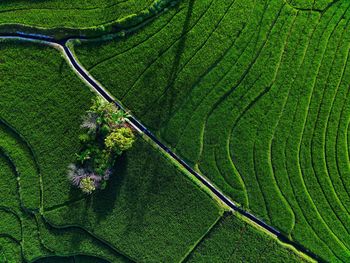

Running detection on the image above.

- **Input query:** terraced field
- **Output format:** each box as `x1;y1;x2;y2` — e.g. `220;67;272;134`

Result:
1;0;349;261
0;41;93;210
0;0;154;29
72;0;350;261
0;42;124;261
0;41;218;262
0;0;179;40
0;40;306;262
0;42;209;261
186;212;308;263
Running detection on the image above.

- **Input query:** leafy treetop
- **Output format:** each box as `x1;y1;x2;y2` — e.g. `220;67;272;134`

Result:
68;97;136;194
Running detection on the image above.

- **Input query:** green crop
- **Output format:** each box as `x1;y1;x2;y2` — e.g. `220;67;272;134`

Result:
186;212;309;263
73;0;350;261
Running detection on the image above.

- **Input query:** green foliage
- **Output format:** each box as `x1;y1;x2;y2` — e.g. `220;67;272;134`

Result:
105;127;135;154
79;177;96;194
78;133;90;143
75;149;92;164
69;97;136;194
88;97;131;128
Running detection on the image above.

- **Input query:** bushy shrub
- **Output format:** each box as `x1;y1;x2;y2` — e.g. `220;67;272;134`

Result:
67;97;136;194
79;177;96;194
105;127;135;154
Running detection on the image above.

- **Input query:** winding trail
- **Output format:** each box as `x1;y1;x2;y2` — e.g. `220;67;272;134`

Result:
0;32;321;262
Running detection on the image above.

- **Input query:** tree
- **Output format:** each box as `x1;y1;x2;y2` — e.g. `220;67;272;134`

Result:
105;127;135;155
79;177;96;194
68;96;137;194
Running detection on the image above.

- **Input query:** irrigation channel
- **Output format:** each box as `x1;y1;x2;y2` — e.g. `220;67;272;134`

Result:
0;32;322;262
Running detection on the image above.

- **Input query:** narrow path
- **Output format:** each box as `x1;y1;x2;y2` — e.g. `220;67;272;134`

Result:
0;33;321;262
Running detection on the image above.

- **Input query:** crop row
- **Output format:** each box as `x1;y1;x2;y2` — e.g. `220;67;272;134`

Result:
0;0;152;28
0;0;178;40
73;0;350;261
0;41;129;262
0;40;271;263
43;138;223;262
185;212;308;262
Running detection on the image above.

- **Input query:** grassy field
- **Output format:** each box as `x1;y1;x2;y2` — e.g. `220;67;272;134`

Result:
43;137;223;262
185;212;309;263
0;42;221;262
0;0;153;29
73;0;350;261
0;42;121;262
0;41;93;210
0;39;308;262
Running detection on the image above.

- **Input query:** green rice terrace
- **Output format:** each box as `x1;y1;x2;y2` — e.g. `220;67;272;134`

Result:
0;0;349;262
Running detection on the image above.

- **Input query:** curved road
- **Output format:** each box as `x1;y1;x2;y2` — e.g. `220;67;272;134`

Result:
0;32;321;262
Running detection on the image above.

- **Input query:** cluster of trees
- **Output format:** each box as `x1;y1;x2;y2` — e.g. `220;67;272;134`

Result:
68;97;136;194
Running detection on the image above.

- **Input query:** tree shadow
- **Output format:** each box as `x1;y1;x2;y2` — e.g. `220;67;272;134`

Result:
120;142;165;239
165;0;195;119
144;0;195;130
64;153;127;227
166;0;195;92
90;153;128;223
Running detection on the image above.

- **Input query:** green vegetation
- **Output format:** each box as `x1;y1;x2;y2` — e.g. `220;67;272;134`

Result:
185;212;309;263
0;0;178;39
34;255;110;263
0;41;93;210
44;138;223;262
0;39;303;263
73;0;350;261
69;97;136;194
0;120;40;211
105;127;135;153
0;41;222;262
1;0;343;261
0;0;150;28
0;238;22;263
36;215;130;262
0;42;125;262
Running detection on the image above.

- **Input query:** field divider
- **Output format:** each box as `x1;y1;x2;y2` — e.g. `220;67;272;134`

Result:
41;215;137;263
179;211;226;263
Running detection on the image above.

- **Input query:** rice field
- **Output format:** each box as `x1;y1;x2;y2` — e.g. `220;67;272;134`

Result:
0;40;304;262
185;212;308;263
72;0;350;261
0;0;152;29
